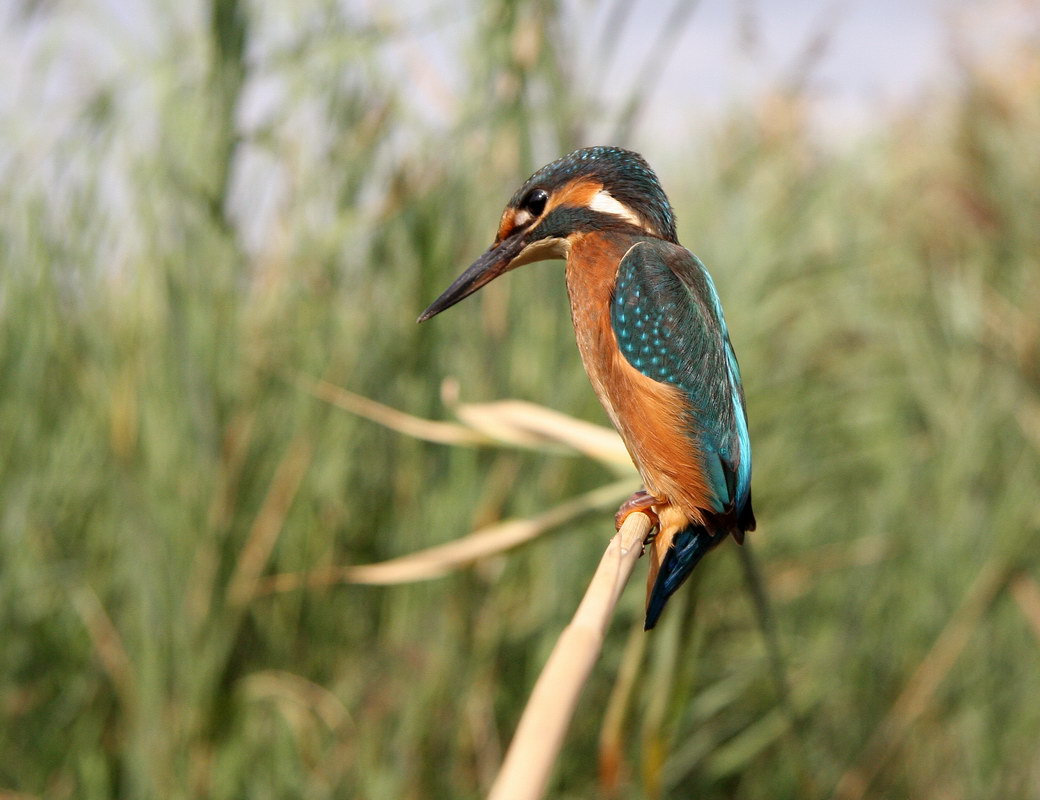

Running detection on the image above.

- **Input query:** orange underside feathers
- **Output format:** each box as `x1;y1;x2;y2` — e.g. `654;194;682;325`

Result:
565;231;715;535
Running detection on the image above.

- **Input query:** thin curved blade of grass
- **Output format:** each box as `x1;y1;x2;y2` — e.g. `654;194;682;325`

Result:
660;673;821;791
598;620;647;795
240;669;354;733
72;585;136;712
833;557;1013;800
226;437;313;608
640;587;685;797
703;688;823;781
659;674;758;791
254;479;636;594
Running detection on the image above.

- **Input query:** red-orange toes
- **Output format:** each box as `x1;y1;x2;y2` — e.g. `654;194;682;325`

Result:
615;489;661;532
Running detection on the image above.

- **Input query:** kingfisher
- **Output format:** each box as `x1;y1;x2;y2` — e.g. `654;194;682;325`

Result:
418;146;755;629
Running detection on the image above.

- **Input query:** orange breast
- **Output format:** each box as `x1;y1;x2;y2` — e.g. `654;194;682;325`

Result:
565;234;713;530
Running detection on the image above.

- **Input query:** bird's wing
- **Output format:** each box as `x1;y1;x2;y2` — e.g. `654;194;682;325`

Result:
610;239;753;523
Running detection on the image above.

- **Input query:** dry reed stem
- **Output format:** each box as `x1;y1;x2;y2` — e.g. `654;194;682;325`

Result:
255;480;634;592
487;511;653;800
454;400;633;467
833;558;1011;800
304;377;489;445
302;375;635;466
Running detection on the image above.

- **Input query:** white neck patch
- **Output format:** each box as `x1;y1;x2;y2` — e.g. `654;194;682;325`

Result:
588;190;646;230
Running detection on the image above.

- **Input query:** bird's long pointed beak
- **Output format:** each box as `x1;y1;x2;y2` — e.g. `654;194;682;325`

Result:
417;235;526;323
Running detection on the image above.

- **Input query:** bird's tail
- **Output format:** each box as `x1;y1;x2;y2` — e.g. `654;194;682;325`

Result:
644;525;722;630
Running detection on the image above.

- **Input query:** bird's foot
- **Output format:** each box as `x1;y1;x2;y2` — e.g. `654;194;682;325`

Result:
615;489;661;535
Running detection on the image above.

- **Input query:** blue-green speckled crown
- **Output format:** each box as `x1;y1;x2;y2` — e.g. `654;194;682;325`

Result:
510;146;678;243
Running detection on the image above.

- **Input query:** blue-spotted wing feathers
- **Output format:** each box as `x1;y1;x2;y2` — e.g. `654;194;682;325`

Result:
611;239;754;527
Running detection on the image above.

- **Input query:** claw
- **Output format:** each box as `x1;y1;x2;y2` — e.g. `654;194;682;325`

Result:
615;489;661;533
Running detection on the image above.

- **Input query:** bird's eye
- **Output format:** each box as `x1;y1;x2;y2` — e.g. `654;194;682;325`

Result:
523;189;548;217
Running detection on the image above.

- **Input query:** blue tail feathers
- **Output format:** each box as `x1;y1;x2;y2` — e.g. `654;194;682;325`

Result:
644;526;722;630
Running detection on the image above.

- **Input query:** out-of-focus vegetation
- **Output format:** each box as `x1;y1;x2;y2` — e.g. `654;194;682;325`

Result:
2;1;1039;798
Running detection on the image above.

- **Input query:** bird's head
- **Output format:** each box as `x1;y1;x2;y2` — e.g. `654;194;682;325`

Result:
418;146;677;322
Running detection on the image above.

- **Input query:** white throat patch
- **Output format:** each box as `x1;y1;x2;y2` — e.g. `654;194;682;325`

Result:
588;190;645;230
509;236;571;269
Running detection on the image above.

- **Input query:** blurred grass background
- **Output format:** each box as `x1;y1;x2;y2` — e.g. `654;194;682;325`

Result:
2;0;1039;798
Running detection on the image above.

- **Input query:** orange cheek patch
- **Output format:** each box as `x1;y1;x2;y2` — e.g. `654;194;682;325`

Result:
548;179;603;214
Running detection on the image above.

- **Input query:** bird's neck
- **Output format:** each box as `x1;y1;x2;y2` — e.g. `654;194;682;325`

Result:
565;231;645;321
563;231;645;423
